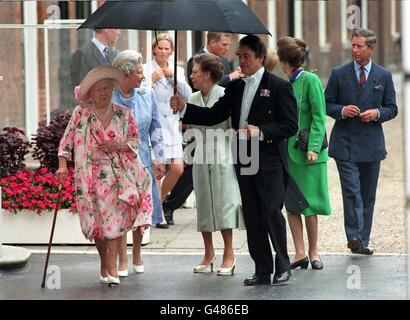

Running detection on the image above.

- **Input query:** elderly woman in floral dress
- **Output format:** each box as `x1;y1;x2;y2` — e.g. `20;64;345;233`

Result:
56;66;153;286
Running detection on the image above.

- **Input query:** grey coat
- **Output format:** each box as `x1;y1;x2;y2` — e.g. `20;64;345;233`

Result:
70;41;118;89
189;85;242;232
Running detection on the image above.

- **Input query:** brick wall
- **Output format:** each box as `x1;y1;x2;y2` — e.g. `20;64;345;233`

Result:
0;0;403;130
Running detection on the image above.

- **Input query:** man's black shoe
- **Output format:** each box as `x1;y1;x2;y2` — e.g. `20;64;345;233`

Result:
164;209;174;225
351;245;374;255
243;274;271;286
272;270;291;286
347;238;361;250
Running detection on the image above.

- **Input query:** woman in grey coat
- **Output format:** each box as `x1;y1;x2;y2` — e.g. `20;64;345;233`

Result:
188;53;242;276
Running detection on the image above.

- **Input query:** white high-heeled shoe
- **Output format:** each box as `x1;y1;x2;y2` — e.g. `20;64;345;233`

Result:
107;274;120;286
193;255;216;273
217;258;236;276
100;275;109;284
118;269;129;277
133;263;144;274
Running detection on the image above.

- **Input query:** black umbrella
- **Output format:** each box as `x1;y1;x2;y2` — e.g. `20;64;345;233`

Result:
79;0;271;92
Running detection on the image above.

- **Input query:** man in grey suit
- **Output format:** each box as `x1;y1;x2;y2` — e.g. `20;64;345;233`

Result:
325;28;398;255
70;28;121;90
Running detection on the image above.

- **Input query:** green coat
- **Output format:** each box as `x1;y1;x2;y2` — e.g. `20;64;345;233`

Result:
287;71;329;164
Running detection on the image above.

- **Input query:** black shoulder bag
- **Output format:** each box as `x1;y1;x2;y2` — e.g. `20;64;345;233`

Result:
294;73;328;152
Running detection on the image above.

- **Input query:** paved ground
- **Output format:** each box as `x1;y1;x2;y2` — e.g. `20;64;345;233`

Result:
0;253;406;300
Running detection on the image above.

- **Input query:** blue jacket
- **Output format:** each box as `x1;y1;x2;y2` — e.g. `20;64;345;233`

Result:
325;61;398;162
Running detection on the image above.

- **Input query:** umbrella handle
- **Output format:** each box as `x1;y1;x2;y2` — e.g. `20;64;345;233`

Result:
172;30;178;115
173;30;178;95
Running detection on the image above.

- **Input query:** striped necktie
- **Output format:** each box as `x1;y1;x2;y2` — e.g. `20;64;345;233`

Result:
103;47;110;65
359;66;366;87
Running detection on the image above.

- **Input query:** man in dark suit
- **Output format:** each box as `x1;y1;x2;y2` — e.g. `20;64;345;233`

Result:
325;28;398;255
70;28;121;90
171;35;300;286
162;32;244;225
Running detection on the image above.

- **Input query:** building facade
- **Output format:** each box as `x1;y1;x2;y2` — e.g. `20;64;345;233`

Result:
0;0;402;136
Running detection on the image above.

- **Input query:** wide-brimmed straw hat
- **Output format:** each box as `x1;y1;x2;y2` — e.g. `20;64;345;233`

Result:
74;66;125;102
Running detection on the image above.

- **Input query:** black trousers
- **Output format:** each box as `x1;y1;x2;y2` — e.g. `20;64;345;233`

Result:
162;164;193;211
235;163;290;275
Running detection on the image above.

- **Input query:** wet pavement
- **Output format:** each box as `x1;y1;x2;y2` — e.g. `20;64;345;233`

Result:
0;253;406;300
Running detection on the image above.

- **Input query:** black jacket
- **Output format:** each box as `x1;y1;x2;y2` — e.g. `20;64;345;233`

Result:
182;69;308;213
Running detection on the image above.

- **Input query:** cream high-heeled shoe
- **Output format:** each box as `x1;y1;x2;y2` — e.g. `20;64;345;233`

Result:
118;269;129;277
100;275;109;284
193;255;216;273
217;258;236;276
107;274;120;286
133;263;144;274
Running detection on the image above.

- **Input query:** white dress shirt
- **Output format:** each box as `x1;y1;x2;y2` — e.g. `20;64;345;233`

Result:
239;67;265;128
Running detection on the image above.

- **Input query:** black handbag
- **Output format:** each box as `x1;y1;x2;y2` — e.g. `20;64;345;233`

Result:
295;128;328;151
294;73;328;152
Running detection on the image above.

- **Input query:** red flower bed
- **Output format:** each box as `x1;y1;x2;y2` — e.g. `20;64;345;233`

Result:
0;167;76;214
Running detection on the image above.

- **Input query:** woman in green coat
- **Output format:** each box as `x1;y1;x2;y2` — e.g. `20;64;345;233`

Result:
277;37;331;270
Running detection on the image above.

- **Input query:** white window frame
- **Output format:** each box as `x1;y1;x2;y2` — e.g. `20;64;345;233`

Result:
267;0;277;49
319;0;331;53
340;0;351;49
391;0;400;40
361;0;368;29
294;0;303;39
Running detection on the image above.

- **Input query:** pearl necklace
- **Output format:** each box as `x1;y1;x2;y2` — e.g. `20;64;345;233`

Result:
94;103;112;121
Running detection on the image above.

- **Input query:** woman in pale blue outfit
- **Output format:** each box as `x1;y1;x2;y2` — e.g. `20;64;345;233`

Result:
189;53;242;276
143;33;192;216
112;50;166;276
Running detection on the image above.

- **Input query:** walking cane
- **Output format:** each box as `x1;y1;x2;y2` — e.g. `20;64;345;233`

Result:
41;182;64;288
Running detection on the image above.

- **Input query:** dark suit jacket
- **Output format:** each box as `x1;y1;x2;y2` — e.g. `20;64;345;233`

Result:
70;41;119;89
325;61;398;162
183;69;308;214
187;48;233;91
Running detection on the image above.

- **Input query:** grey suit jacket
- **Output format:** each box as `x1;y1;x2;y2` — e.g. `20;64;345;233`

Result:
70;41;119;89
186;48;233;91
325;61;398;162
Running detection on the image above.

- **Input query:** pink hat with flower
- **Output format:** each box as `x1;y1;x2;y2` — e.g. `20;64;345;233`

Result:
74;66;125;102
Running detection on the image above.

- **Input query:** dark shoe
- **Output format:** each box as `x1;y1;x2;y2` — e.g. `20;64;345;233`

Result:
347;238;361;250
164;209;174;225
311;259;324;270
272;270;291;286
155;223;169;229
290;257;309;269
351;245;374;255
243;273;271;286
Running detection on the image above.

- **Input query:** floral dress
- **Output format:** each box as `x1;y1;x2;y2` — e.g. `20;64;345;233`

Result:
58;103;153;241
112;87;165;224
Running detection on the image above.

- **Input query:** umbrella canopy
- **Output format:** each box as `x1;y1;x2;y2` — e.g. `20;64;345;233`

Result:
79;0;271;35
78;0;271;94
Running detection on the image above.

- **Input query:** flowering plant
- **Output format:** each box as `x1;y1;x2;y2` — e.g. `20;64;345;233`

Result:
0;127;30;178
1;167;76;214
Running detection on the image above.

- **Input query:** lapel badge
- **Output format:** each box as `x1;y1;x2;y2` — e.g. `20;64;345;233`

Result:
260;89;270;97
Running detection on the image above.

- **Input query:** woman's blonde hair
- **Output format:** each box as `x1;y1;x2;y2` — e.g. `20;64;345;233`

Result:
265;49;279;73
151;33;174;51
